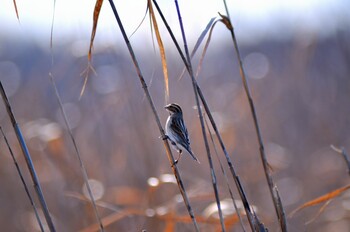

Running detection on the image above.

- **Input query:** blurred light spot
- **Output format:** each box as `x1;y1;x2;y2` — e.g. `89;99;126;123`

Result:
70;40;89;58
147;177;159;187
175;194;183;203
276;177;303;206
0;61;21;96
82;179;105;201
56;102;81;129
211;112;229;133
24;119;47;139
156;206;168;216
24;119;63;147
159;174;176;184
93;65;120;95
192;105;204;111
145;208;155;217
38;122;62;142
265;143;290;170
244;52;269;79
203;199;256;218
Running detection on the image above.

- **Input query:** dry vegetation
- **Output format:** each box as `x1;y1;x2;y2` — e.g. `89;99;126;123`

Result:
0;1;350;231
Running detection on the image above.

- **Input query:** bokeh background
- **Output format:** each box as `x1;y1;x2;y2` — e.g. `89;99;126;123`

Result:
0;0;350;231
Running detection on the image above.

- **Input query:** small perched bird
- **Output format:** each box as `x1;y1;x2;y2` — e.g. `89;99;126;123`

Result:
165;103;200;164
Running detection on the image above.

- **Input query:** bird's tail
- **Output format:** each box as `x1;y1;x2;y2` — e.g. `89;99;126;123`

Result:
187;148;200;164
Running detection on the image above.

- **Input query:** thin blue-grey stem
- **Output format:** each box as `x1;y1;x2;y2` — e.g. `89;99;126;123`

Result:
106;0;200;231
0;81;56;232
152;0;257;230
50;75;105;232
0;127;45;232
203;118;246;232
220;4;288;230
173;1;226;231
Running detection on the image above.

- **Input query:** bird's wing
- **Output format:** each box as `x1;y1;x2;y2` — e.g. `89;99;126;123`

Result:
171;116;190;146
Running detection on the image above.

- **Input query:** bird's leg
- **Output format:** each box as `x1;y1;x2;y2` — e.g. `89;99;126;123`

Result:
171;150;182;167
175;150;182;164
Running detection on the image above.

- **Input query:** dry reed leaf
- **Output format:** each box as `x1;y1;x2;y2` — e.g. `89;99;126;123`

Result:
148;0;169;103
178;17;216;80
194;20;220;78
13;0;20;21
290;184;350;217
89;0;103;61
218;12;233;30
80;0;103;98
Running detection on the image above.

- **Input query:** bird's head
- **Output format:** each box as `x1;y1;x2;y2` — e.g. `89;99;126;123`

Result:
165;103;182;115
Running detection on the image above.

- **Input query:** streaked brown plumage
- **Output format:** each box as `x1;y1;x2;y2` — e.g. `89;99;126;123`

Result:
165;103;200;164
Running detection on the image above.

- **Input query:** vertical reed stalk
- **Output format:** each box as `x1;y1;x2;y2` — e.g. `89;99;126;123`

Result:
152;1;258;229
50;75;105;232
174;1;226;230
0;127;45;232
0;81;56;232
107;1;200;230
220;10;288;231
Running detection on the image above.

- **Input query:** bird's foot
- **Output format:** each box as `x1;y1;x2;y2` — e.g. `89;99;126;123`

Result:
160;135;169;140
171;159;179;168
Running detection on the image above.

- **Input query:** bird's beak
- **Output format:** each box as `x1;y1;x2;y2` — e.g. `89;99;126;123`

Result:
164;104;170;109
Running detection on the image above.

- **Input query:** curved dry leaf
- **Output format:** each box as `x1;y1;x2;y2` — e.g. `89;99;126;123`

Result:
218;12;233;30
148;0;169;103
289;184;350;217
129;4;149;39
13;0;20;21
80;63;97;99
178;17;216;80
194;20;220;78
88;0;104;61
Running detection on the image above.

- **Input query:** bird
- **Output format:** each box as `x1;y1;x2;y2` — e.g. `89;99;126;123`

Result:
164;103;200;164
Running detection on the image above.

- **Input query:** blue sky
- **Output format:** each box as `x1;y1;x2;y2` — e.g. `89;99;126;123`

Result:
1;0;349;47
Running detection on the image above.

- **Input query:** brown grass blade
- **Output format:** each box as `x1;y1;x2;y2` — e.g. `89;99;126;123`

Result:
80;0;103;98
218;10;287;231
148;0;169;103
13;0;20;21
106;1;200;230
89;0;103;61
163;213;176;232
290;184;350;217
